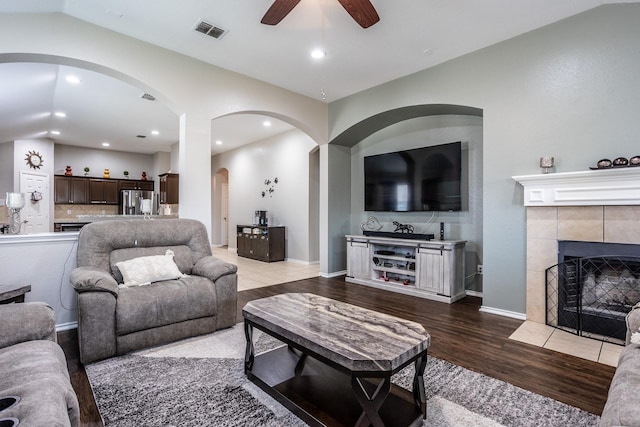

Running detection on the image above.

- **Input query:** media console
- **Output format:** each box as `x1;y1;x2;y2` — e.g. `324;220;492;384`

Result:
346;234;466;304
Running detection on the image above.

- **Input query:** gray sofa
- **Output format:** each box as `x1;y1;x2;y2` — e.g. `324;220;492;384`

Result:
600;302;640;426
0;302;80;427
70;218;237;364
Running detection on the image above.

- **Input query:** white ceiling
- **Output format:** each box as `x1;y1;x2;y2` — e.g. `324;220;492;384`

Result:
1;0;636;155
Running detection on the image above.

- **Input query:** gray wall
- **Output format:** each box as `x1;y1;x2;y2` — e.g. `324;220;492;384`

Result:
349;115;483;292
211;129;318;263
328;4;640;315
54;144;157;181
0;142;13;196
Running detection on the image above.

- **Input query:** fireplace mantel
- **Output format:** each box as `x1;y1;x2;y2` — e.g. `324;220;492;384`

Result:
513;167;640;206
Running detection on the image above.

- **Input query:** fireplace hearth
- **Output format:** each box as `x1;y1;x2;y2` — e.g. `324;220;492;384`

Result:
546;240;640;344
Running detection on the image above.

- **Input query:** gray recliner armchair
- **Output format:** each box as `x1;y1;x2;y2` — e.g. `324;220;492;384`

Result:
70;218;237;364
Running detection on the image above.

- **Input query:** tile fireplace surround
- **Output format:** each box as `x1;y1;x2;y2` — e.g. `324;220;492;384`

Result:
513;168;640;324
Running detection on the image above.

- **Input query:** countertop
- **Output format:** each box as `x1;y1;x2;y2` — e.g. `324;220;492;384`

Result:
54;215;179;223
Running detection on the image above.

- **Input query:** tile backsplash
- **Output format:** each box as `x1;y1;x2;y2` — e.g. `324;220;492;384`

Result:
55;204;118;219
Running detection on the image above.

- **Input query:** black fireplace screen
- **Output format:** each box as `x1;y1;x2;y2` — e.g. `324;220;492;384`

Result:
546;255;640;344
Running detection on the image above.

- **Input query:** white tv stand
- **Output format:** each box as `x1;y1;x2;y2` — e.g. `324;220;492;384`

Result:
345;234;466;304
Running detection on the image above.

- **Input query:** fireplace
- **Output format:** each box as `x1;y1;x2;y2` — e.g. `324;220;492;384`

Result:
546;240;640;343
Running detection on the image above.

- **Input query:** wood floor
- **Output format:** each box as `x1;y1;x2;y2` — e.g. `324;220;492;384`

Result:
59;276;616;426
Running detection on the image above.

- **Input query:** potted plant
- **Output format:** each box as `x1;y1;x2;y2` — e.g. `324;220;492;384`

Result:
83;167;90;176
123;170;129;179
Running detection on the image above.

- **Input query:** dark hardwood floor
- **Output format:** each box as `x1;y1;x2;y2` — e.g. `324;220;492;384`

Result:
59;276;616;426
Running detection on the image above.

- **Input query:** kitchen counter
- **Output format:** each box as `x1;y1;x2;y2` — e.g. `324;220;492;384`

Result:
57;214;178;223
54;215;179;231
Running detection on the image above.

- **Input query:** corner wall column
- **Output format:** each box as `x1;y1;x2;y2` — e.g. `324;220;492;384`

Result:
179;113;212;237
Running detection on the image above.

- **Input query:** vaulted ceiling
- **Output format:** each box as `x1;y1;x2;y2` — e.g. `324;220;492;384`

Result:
1;0;635;154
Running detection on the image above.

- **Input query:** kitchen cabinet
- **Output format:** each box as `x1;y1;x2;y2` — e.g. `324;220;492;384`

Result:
89;179;119;204
119;180;154;191
345;235;466;304
236;225;285;262
55;176;154;205
54;176;88;204
159;173;179;204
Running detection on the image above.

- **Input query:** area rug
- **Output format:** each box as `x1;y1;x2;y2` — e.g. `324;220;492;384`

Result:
85;324;600;427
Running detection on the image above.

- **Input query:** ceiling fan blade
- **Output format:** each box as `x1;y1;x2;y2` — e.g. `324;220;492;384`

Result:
337;0;380;28
261;0;302;25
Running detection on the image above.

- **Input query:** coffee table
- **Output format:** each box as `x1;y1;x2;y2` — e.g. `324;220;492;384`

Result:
243;293;430;427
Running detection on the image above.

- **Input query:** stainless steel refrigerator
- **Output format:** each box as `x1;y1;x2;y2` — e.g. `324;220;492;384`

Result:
120;190;157;215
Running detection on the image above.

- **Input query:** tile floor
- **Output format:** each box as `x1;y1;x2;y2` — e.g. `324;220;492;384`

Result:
509;320;623;367
211;246;320;291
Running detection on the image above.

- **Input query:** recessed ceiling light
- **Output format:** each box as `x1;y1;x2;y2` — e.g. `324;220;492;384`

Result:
216;140;223;145
102;142;110;147
151;130;159;136
311;49;326;59
263;120;271;127
50;130;61;135
66;75;81;84
54;112;66;118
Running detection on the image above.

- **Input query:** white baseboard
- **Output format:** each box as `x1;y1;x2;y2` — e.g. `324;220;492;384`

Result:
320;270;347;278
479;305;526;320
56;321;78;332
465;290;482;298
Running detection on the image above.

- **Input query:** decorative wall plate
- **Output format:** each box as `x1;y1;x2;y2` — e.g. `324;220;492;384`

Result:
25;150;43;169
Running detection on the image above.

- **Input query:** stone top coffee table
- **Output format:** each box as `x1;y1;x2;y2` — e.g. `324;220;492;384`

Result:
242;292;431;427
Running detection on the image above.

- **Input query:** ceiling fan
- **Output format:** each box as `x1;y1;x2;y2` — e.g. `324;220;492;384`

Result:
261;0;380;29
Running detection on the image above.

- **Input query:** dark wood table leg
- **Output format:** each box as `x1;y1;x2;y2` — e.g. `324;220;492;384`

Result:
413;354;427;419
244;322;255;373
351;375;391;427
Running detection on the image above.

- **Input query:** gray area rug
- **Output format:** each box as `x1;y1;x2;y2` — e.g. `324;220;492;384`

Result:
85;324;600;427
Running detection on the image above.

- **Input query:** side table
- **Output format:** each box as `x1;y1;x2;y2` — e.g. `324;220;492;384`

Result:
0;284;31;304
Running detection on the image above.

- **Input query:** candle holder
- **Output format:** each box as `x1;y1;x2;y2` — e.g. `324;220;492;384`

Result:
539;157;554;174
6;192;26;234
141;198;153;220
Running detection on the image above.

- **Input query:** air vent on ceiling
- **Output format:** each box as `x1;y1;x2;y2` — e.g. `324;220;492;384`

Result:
140;93;156;101
137;135;146;139
194;20;228;39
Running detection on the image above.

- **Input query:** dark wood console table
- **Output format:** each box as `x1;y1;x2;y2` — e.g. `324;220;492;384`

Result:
0;284;31;304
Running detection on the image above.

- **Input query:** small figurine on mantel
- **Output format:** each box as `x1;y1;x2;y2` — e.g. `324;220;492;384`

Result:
141;171;147;181
64;166;73;176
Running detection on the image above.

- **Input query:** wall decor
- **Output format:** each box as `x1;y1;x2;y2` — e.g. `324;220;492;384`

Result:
24;150;43;170
261;177;278;197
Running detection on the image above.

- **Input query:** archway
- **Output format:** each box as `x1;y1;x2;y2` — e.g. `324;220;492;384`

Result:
210;112;320;263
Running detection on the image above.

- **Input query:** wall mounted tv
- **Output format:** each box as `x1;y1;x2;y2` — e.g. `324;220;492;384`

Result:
364;141;462;212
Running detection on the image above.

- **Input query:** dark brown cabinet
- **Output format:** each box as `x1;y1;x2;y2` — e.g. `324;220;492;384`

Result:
54;176;88;204
159;173;179;204
89;179;119;204
236;225;285;262
119;180;154;191
55;176;154;205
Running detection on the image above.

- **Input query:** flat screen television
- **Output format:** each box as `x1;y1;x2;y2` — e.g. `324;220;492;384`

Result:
364;141;462;212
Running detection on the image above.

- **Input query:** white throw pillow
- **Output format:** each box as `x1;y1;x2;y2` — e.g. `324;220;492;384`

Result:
116;249;185;288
